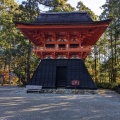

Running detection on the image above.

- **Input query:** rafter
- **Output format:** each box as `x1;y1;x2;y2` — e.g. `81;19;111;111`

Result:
16;19;111;59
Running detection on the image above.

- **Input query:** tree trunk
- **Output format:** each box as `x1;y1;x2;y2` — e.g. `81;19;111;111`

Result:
26;41;32;82
110;30;114;82
113;28;117;82
9;62;11;85
94;45;97;82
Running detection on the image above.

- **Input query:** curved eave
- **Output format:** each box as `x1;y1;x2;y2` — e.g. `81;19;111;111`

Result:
15;19;111;27
15;19;111;47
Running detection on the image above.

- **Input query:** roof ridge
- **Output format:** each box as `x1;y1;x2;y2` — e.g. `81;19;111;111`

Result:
40;11;88;15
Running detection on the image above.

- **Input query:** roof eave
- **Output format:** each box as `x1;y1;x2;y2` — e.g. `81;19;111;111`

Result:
14;19;112;26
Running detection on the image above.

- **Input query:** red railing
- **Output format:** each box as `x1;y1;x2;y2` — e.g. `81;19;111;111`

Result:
33;46;91;52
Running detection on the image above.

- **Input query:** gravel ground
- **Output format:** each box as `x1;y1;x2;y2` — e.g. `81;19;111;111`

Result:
0;86;120;120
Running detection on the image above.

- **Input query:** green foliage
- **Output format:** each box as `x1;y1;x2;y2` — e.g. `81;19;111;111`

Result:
14;0;40;22
100;0;120;83
38;0;75;12
0;0;41;85
0;0;120;86
77;1;98;20
85;0;120;86
96;82;117;90
14;0;41;83
0;0;19;71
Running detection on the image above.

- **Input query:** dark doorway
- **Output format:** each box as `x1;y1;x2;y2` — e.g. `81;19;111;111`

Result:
56;66;67;88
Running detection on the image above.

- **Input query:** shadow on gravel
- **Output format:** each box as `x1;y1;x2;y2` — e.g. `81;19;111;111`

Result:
0;87;120;120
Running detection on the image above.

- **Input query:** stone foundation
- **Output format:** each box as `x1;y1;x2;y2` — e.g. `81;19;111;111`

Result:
40;89;98;94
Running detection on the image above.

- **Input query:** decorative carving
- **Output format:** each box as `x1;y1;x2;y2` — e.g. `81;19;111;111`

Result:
19;25;106;59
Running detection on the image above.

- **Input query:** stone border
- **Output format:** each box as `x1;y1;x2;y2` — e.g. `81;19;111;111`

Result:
39;89;98;94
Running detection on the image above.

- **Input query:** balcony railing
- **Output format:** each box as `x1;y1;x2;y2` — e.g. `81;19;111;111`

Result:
33;46;91;52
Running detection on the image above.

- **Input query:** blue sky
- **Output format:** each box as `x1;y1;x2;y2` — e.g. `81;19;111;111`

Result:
15;0;106;16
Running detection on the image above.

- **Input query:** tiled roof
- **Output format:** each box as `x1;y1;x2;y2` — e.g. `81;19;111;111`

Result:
34;12;93;24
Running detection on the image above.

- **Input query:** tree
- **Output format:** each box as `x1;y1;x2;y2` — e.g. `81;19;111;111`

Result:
100;0;120;83
77;1;98;20
1;0;119;86
13;0;40;83
0;0;19;84
38;0;75;12
0;0;40;85
76;1;100;82
13;0;75;84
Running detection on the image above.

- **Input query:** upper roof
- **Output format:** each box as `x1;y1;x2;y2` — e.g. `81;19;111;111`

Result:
34;12;93;24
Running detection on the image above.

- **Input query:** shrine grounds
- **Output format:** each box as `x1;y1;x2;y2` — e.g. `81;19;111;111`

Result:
0;86;120;120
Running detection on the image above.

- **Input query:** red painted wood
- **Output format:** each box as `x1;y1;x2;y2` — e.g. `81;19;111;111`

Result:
16;20;110;59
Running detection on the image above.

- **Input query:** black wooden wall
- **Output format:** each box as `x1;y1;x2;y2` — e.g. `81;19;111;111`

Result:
28;59;97;89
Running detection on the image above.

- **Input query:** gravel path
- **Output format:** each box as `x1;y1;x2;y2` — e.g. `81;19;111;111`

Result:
0;86;120;120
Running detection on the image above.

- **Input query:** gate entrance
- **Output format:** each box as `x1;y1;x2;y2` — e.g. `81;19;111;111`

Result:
56;66;67;88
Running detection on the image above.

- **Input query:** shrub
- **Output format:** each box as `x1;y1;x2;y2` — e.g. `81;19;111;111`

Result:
96;82;117;90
